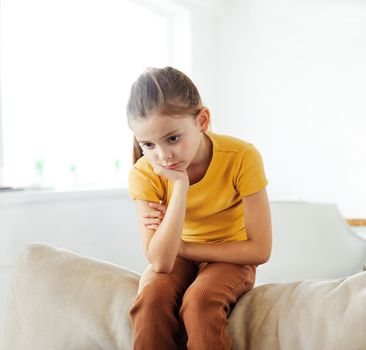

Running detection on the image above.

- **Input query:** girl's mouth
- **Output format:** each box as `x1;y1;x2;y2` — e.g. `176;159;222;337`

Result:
162;162;182;169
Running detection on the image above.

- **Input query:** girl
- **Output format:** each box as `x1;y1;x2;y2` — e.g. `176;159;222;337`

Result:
127;67;272;350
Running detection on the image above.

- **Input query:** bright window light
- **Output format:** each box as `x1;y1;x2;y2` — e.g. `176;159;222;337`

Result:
0;0;177;190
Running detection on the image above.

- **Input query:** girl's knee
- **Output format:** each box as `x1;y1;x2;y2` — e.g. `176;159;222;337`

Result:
179;286;230;343
180;285;228;316
130;274;180;320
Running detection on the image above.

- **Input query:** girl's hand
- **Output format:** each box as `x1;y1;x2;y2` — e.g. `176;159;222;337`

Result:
152;163;189;184
142;202;167;231
178;240;188;258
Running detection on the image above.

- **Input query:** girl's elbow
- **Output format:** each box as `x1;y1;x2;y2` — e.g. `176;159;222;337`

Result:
259;254;271;265
258;248;272;265
149;256;175;274
151;262;174;274
146;248;176;273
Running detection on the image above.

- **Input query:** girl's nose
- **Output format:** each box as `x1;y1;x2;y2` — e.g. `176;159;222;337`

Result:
158;148;173;164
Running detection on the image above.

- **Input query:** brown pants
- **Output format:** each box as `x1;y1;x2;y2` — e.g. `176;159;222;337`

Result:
129;256;256;350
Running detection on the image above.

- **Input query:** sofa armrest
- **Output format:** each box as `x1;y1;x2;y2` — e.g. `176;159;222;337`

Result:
4;243;139;350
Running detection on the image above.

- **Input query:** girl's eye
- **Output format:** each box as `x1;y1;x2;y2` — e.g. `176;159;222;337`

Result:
167;135;180;143
141;143;154;149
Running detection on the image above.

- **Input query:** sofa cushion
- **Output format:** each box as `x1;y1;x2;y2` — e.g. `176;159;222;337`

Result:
228;272;366;350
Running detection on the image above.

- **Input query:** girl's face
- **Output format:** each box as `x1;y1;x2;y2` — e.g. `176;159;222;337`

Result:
129;111;209;171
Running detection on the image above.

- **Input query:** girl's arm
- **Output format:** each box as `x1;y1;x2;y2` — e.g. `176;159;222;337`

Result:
179;188;272;265
134;170;189;274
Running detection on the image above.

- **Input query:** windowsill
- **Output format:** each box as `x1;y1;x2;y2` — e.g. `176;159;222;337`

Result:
0;185;129;206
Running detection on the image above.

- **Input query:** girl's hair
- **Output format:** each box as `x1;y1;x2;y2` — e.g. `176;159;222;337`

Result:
127;66;203;164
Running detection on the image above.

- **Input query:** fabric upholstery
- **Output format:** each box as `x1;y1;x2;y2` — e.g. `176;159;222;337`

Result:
4;243;366;350
228;273;366;350
4;243;139;350
257;201;366;284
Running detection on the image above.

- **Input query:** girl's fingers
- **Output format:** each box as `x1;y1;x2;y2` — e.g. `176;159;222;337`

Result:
148;202;167;213
143;210;162;218
142;203;166;230
143;218;161;225
146;224;159;231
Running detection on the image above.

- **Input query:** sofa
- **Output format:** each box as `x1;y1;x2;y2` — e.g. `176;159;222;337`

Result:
3;202;366;349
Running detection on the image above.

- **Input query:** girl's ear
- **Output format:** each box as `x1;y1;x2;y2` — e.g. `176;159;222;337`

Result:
197;107;211;132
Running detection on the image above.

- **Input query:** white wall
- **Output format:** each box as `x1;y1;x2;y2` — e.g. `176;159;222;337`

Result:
215;0;366;217
180;0;223;120
130;0;366;218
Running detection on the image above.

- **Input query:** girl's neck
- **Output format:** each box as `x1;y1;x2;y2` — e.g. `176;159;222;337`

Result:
187;132;213;185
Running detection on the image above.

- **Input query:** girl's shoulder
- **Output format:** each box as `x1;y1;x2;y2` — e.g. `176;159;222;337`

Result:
207;131;255;154
130;156;165;182
133;156;153;172
128;156;168;203
130;156;169;185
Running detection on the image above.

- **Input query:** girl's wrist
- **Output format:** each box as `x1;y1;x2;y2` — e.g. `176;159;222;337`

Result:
178;240;188;257
174;178;189;190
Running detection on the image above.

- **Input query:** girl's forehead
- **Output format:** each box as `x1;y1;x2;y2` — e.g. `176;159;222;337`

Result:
130;115;195;141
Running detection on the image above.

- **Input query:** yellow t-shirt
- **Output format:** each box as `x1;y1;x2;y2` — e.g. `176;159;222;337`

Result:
128;132;268;243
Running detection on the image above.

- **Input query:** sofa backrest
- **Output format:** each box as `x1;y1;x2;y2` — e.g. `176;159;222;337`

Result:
256;201;366;284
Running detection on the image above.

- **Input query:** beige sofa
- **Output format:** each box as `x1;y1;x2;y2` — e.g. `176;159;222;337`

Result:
4;243;366;350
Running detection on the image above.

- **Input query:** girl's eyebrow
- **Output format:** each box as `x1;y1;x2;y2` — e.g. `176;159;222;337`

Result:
138;128;181;143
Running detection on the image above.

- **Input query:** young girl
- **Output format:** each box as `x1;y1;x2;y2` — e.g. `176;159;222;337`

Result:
127;67;272;350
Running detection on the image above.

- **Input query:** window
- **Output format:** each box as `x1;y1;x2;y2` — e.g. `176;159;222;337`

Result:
0;0;190;190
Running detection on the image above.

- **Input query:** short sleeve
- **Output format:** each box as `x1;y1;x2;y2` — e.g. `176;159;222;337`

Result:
234;144;268;197
128;159;166;203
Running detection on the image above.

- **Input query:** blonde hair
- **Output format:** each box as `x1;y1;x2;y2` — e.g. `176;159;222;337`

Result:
127;67;203;164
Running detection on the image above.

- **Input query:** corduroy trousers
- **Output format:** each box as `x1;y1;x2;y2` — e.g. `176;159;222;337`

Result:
129;256;256;350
